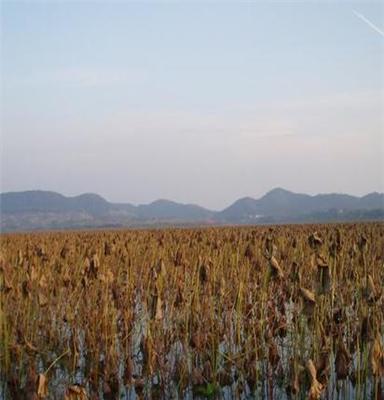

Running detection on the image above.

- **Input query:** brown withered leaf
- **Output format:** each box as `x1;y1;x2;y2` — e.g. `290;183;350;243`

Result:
156;258;166;277
99;270;114;285
307;359;317;381
38;274;48;289
60;245;70;259
191;367;204;386
38;291;48;307
335;340;350;380
124;357;134;384
269;256;284;279
22;280;32;298
358;234;368;252
64;384;88;399
317;263;332;294
300;287;316;303
268;340;280;368
89;254;99;279
307;359;323;400
371;336;384;377
23;367;37;398
155;295;163;321
141;334;155;375
365;274;379;304
25;339;38;354
174;248;184;266
29;265;39;282
63;270;71;287
133;378;145;395
199;262;208;284
0;266;13;293
36;374;48;398
104;241;113;256
308;232;323;249
190;332;203;349
244;243;254;260
316;351;330;386
316;254;328;268
300;287;316;318
286;358;302;396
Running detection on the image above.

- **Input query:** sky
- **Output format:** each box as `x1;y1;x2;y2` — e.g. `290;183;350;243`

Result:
1;1;383;210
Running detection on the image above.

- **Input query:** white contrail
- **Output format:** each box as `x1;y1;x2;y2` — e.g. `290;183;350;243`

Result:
353;10;384;37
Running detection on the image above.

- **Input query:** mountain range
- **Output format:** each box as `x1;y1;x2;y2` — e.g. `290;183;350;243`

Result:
1;188;383;232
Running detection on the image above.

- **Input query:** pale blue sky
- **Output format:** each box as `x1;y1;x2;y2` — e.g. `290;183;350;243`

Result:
1;1;383;209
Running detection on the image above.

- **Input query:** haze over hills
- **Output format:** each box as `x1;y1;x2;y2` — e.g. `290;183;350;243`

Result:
220;188;384;221
0;188;383;232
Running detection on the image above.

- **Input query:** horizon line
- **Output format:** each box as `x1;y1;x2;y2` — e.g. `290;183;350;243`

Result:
1;187;383;212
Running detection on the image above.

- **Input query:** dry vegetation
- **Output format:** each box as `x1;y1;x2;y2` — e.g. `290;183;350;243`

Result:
0;223;383;399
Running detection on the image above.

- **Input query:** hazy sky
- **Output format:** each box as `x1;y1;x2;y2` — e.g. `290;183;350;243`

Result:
1;1;383;209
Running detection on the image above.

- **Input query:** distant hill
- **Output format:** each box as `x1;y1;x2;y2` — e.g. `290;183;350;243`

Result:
1;191;111;216
137;199;214;220
0;188;383;232
0;190;215;231
218;188;384;222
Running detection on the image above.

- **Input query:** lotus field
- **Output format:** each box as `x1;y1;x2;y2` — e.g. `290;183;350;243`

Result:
0;223;383;399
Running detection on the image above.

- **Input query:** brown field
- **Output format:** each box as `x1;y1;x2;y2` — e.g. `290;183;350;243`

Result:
0;223;383;399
